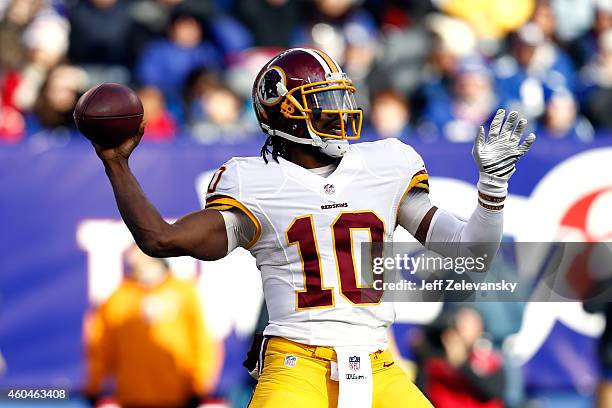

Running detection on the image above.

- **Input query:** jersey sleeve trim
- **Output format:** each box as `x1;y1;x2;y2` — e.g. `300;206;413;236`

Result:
405;170;429;194
396;170;430;222
206;195;262;249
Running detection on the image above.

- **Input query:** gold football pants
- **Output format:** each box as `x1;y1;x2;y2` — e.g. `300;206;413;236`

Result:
248;337;433;408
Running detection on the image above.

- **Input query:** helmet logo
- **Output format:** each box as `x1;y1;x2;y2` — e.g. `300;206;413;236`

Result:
257;66;286;106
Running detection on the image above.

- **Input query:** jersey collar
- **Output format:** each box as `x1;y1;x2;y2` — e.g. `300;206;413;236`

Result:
278;145;363;198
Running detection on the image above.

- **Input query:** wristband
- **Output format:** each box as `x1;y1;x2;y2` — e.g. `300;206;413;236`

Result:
477;171;508;197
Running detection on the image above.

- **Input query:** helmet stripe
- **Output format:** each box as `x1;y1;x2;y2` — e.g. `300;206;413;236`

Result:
299;48;332;75
312;49;340;73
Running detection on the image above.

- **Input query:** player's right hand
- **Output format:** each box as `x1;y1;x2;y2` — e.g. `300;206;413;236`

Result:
93;121;145;163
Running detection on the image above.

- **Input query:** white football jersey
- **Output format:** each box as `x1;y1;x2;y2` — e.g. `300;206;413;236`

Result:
205;138;429;350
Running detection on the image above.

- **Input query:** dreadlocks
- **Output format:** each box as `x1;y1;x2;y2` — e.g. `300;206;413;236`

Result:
260;135;288;163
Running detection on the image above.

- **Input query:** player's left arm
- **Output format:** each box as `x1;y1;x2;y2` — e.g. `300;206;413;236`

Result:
400;109;535;263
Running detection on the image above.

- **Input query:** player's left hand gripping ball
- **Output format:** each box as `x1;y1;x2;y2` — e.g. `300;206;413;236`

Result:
472;109;536;182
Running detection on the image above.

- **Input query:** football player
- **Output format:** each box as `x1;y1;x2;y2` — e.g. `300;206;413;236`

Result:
92;48;535;408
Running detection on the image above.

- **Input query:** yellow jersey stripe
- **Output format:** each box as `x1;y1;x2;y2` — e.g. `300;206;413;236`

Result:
206;204;234;211
414;182;430;192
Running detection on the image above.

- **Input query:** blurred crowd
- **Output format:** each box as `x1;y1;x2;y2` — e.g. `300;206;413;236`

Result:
1;0;612;145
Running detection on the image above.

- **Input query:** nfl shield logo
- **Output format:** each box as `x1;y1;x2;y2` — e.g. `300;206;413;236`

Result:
349;356;360;371
284;354;297;367
324;183;335;195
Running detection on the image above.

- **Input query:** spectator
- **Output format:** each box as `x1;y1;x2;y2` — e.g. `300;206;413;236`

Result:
365;90;412;141
292;0;377;68
0;22;25;141
236;0;301;48
530;0;593;68
495;22;576;120
366;0;434;31
68;0;133;66
136;6;221;118
0;90;24;142
128;0;218;64
138;86;177;142
548;0;595;44
235;0;301;47
594;0;612;39
421;56;497;142
12;14;69;112
413;14;477;120
187;79;256;144
25;64;87;137
224;47;286;103
569;0;612;68
415;307;506;408
0;0;66;142
159;0;254;59
530;0;557;41
84;245;223;408
367;21;429;103
582;29;612;129
0;0;41;70
0;65;21;111
537;89;594;141
343;19;378;109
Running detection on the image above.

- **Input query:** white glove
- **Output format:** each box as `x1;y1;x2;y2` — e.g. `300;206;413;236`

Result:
472;109;536;207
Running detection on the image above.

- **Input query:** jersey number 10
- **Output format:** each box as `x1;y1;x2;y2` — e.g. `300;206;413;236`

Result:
286;211;384;310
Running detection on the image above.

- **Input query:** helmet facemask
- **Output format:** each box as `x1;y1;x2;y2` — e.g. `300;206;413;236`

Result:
278;73;363;142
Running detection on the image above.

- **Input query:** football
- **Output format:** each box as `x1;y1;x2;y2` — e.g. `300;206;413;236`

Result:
74;83;144;148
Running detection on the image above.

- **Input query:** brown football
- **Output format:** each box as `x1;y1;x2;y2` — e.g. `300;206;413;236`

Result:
74;83;144;147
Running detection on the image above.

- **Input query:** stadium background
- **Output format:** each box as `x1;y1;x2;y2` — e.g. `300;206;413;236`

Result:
1;0;612;407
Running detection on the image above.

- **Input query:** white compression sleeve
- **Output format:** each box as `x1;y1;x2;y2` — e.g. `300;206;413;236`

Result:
220;209;257;254
398;190;503;259
425;202;503;259
397;189;434;235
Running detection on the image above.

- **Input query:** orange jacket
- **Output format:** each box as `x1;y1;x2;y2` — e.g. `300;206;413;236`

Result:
84;276;223;407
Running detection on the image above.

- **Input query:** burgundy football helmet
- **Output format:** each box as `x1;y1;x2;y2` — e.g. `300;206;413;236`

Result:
252;48;362;157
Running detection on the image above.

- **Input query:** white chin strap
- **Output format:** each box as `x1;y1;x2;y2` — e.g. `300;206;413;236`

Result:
318;137;350;158
260;123;349;158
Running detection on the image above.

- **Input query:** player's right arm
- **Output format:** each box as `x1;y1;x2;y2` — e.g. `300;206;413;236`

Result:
94;124;229;261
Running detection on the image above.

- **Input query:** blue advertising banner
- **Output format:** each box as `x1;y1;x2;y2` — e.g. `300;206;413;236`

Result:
1;137;611;403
